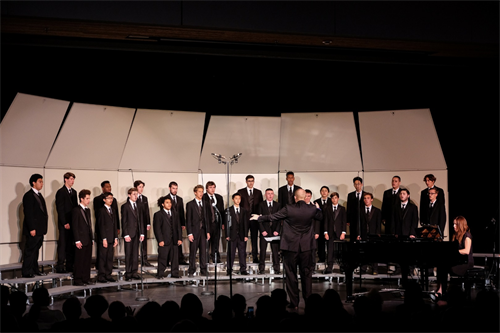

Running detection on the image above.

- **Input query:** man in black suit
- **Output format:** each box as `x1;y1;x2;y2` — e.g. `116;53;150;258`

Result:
153;196;182;279
226;193;249;275
93;181;119;269
237;175;263;264
419;174;446;227
257;188;281;274
313;186;330;263
395;188;418;281
72;189;94;286
186;185;210;277
426;187;447;236
55;172;78;273
322;192;347;274
381;176;402;235
358;192;382;274
121;187;144;281
134;180;152;267
167;181;187;265
203;181;224;264
278;171;302;209
346;176;365;242
21;174;48;278
96;192;118;283
394;189;418;239
252;188;322;309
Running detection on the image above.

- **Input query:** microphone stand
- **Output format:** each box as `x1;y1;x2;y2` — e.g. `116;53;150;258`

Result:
136;208;149;301
210;152;241;300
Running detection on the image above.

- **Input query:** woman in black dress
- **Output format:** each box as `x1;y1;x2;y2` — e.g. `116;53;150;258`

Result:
434;216;474;298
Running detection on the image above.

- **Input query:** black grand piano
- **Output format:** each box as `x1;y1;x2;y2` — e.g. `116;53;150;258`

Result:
335;228;465;300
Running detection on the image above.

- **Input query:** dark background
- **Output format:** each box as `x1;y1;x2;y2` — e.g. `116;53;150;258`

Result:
1;1;498;253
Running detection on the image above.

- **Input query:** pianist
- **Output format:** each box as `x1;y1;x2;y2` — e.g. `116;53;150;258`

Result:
433;216;474;300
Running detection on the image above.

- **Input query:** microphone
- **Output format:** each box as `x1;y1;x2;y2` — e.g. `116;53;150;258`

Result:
212;202;221;217
211;153;227;159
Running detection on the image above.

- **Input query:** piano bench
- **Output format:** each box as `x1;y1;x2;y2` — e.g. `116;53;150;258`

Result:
451;267;486;300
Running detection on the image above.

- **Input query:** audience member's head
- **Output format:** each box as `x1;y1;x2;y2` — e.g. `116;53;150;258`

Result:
180;293;203;320
255;295;272;320
323;288;343;310
212;295;232;322
32;286;51;307
108;301;126;321
305;293;323;318
62;296;81;320
135;301;162;330
271;289;288;309
231;294;246;317
84;295;109;318
9;291;28;318
367;289;383;313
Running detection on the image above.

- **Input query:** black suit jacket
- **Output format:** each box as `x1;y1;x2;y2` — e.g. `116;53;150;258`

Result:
186;199;209;239
121;199;143;238
419;186;445;225
97;206;118;241
278;185;302;209
72;206;93;246
237;187;263;215
55;186;78;229
226;206;249;241
93;194;119;231
202;193;225;225
153;209;181;246
22;189;48;236
167;193;185;227
427;201;447;236
257;200;281;235
346;191;366;227
137;194;151;228
259;201;322;252
323;204;347;240
359;206;382;240
381;188;401;229
394;202;418;237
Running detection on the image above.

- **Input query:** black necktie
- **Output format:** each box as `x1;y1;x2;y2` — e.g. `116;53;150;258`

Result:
235;208;240;222
323;200;326;206
210;196;215;222
288;187;293;203
356;193;360;200
173;196;177;205
249;189;254;210
333;206;337;212
37;192;46;213
108;207;112;216
85;208;91;225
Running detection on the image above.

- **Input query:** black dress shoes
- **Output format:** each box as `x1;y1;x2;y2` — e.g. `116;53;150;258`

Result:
106;276;116;282
34;271;46;276
132;274;142;280
323;269;333;274
143;261;154;267
156;275;164;280
74;281;87;286
22;274;35;278
240;271;248;275
258;270;265;275
125;277;132;282
179;261;188;265
97;279;109;284
84;280;95;285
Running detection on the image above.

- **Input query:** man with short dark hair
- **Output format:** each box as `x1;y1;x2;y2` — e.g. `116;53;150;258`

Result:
257;188;281;274
419;174;445;227
134;180;152;267
322;192;347;274
55;172;78;273
121;188;144;281
346;176;365;242
237;175;263;263
154;196;182;279
93;180;119;269
358;192;381;275
381;176;401;235
278;171;302;209
186;185;210;277
96;192;118;283
226;193;249;275
72;189;94;286
21;174;48;278
203;181;225;263
313;186;330;263
167;181;187;265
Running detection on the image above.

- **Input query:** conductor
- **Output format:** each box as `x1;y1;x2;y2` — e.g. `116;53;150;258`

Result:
251;188;322;309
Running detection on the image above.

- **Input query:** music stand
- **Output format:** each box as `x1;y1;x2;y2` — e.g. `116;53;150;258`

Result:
414;225;444;291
